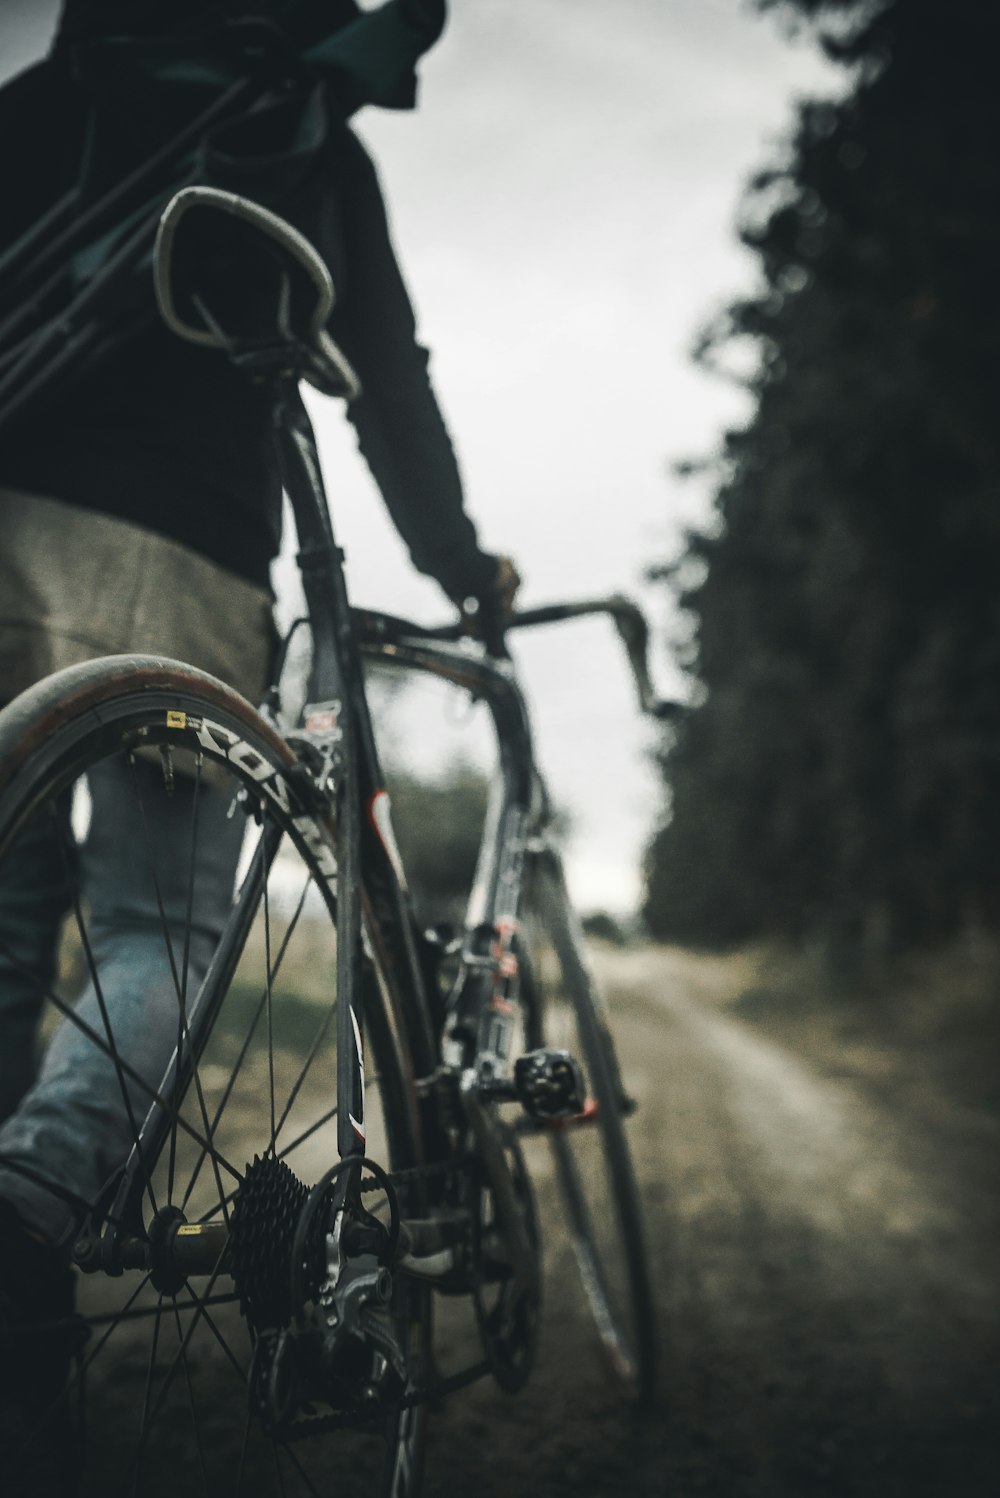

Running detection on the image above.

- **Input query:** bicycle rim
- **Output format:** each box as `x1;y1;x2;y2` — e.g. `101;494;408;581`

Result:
0;658;428;1497
519;857;657;1405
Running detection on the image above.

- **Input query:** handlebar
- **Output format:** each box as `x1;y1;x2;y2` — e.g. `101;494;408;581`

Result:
352;594;681;721
508;595;679;720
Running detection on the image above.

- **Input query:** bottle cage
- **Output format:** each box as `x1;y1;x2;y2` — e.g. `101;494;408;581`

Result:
153;186;361;399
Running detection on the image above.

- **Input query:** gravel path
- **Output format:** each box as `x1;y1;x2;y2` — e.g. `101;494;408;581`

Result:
420;945;999;1497
73;944;999;1497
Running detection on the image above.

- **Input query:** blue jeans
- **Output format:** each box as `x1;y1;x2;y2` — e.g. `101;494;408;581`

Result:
0;756;244;1248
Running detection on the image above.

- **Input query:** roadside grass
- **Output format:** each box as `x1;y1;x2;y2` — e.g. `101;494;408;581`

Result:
723;934;1000;1109
589;930;1000;1110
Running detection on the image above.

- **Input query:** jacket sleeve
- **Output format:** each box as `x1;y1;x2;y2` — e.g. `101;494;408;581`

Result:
325;127;497;600
0;55;84;256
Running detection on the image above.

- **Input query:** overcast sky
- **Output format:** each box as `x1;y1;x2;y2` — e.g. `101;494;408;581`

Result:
1;1;839;915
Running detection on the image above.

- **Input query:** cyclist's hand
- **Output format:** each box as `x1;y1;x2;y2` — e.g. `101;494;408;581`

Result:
492;555;522;616
455;555;522;657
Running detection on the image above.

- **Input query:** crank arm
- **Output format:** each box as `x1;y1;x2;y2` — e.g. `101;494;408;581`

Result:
458;1071;536;1292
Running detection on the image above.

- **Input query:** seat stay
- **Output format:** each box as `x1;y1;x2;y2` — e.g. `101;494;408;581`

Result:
275;377;440;1139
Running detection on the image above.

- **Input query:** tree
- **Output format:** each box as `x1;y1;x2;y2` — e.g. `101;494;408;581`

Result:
384;758;489;926
645;0;1000;949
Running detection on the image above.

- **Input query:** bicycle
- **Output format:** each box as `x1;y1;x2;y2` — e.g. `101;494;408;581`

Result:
0;186;671;1496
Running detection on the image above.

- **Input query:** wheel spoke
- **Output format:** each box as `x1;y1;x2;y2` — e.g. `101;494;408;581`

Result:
135;1245;229;1444
83;1290;242;1327
194;1306;248;1384
280;1440;325;1498
235;1396;254;1497
13;1271;156;1466
78;1272;156;1369
179;873;312;1214
168;753;204;1205
52;802;159;1220
171;1298;211;1495
262;828;277;1154
272;993;338;1146
271;1442;290;1498
277;1099;343;1165
132;1297;165;1498
194;1095;344;1226
128;756;231;1229
0;932;242;1184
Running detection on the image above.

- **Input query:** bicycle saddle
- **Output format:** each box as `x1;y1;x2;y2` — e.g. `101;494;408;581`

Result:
153;186;361;398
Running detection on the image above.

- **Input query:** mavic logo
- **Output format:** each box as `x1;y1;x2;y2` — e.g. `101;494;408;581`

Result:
191;716;337;885
193;718;293;812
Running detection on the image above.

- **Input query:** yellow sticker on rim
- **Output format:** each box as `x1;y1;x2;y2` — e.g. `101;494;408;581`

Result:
166;711;187;729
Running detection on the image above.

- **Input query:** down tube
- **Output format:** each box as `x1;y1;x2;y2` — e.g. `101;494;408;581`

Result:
358;636;538;946
357;634;539;1067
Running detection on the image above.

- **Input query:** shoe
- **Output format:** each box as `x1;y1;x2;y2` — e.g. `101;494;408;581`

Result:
0;1197;82;1495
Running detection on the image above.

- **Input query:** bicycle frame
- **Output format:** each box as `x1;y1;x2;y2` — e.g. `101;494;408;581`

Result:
274;377;540;1157
276;377;646;1153
99;367;660;1263
0;179;665;1467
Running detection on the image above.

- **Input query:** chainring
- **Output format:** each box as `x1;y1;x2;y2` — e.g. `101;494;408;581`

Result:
472;1123;541;1393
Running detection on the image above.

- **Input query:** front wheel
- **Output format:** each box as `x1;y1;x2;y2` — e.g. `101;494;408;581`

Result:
519;855;657;1405
0;656;428;1496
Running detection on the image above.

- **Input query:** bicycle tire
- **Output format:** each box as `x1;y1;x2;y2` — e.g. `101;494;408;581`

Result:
0;655;429;1497
519;855;657;1406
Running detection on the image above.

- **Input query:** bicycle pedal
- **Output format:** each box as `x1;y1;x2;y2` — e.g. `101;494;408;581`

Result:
513;1048;585;1121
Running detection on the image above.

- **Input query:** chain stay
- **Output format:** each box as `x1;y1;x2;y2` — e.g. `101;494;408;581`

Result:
273;1358;493;1441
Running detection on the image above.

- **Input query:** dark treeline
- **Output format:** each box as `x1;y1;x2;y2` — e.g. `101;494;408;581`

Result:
644;0;1000;950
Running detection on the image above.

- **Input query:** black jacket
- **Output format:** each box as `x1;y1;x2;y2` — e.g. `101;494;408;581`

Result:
0;3;495;596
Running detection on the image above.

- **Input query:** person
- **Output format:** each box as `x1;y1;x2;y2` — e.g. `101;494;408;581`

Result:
0;1;519;1484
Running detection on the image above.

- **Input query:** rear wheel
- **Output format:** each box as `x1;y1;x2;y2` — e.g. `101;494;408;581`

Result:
519;855;656;1405
0;657;428;1497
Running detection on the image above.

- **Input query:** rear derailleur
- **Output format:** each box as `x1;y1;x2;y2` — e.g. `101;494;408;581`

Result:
233;1155;411;1436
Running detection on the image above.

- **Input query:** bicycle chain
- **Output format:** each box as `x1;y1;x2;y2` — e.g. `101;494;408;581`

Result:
274;1358;493;1442
356;1151;479;1202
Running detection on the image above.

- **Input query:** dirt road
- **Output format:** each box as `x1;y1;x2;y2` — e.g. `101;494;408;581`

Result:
419;945;999;1498
73;942;998;1497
